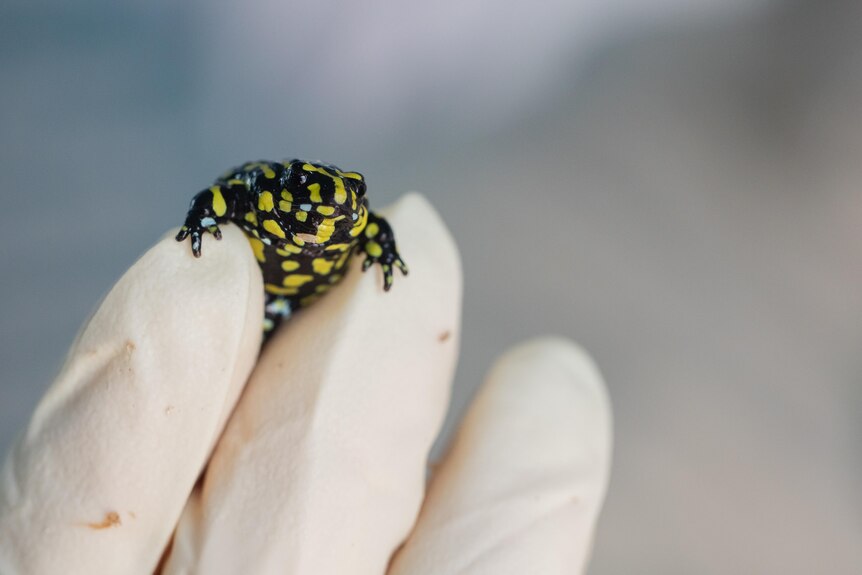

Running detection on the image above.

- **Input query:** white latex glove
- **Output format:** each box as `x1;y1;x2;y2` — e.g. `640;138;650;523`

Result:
0;194;612;574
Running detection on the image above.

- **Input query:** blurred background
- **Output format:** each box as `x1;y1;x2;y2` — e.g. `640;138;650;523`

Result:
1;0;860;571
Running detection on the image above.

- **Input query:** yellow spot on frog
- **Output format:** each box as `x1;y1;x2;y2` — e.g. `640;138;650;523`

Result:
265;284;299;296
283;274;313;287
316;205;335;216
333;177;346;205
295;211;308;223
248;237;266;262
263;219;285;238
281;260;301;271
312;258;334;275
365;240;383;258
279;200;292;212
258;191;274;212
365;222;379;238
244;211;258;226
308;183;322;203
276;245;302;255
281;189;293;202
210;186;227;217
334;184;347;205
318;218;335;229
314;218;336;243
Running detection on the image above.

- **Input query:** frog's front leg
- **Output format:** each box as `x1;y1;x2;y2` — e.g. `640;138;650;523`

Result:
176;183;245;257
359;211;408;291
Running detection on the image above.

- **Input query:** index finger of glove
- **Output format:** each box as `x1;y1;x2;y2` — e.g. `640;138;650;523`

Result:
0;226;263;575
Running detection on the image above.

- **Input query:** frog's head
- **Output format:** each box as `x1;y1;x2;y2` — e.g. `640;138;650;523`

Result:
278;159;369;246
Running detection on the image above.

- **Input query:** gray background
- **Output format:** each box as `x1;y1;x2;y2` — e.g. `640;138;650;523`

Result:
1;0;860;572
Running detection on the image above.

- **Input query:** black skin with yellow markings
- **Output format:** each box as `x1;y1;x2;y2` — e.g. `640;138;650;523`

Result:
176;159;407;337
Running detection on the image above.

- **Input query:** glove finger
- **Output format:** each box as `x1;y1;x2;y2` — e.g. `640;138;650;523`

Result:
0;226;263;575
162;193;462;575
388;338;613;575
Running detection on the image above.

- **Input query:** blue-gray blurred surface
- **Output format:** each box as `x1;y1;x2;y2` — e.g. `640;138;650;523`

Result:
1;0;860;572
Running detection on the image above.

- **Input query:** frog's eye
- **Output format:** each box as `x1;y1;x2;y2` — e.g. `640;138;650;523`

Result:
348;178;366;198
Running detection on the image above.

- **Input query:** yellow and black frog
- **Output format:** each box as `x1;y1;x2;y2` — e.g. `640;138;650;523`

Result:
177;159;407;336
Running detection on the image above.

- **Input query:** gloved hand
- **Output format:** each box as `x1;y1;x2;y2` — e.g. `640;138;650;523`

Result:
0;194;612;574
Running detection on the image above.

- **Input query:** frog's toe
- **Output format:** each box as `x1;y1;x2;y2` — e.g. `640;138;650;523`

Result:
393;255;409;276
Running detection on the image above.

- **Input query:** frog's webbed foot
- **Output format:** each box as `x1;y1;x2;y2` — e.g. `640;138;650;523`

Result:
176;213;223;257
360;212;408;291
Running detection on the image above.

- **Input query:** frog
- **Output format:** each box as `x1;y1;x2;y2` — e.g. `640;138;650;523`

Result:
176;159;407;336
